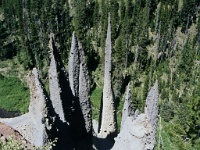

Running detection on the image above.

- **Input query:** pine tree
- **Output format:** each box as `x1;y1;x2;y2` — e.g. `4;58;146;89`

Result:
100;0;108;50
110;0;119;42
119;0;125;20
73;0;87;42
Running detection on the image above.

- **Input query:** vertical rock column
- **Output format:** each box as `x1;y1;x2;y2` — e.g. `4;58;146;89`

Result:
27;68;49;146
68;32;92;149
121;83;134;129
68;31;92;136
99;13;117;137
48;33;66;122
112;81;159;150
68;32;80;97
0;68;54;147
144;80;159;150
0;68;73;149
78;41;92;135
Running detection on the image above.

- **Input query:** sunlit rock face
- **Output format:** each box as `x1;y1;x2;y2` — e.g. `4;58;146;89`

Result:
99;13;117;138
112;81;159;150
68;31;92;135
0;69;49;147
68;32;79;97
48;33;66;122
78;41;92;135
144;80;159;149
121;83;134;130
0;69;53;147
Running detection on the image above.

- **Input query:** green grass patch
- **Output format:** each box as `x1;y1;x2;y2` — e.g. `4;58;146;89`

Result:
90;87;102;109
116;99;124;131
0;74;29;114
90;87;102;120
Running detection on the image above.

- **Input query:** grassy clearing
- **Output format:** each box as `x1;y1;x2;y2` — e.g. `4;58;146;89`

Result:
90;87;102;120
0;73;29;114
116;99;124;131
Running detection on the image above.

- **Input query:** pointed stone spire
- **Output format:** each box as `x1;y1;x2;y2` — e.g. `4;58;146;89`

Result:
27;68;49;146
0;68;53;147
99;13;117;137
0;68;73;149
78;41;92;135
68;32;80;97
144;80;159;149
68;32;92;149
121;83;134;129
48;33;67;122
112;81;159;150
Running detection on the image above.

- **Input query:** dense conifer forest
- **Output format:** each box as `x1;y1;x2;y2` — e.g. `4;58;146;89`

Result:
0;0;200;149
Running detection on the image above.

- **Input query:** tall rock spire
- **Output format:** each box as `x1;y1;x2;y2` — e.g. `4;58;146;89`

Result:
144;80;159;149
112;81;159;150
0;68;73;149
48;33;66;122
27;68;49;146
68;32;92;149
99;13;117;137
121;83;134;129
78;41;92;135
0;69;54;147
68;32;80;97
0;68;50;147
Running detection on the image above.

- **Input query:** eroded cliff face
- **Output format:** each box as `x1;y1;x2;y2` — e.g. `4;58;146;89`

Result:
27;68;50;146
112;81;159;150
99;13;117;138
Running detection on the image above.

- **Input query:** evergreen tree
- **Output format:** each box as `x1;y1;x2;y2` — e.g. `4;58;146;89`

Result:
110;0;119;42
73;0;87;42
